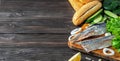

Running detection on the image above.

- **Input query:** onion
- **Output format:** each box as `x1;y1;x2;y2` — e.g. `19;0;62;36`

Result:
103;48;115;56
70;28;81;35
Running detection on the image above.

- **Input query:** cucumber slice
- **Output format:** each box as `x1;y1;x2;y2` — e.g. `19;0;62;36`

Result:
91;14;103;25
93;15;103;23
104;10;118;18
86;9;103;23
101;15;107;22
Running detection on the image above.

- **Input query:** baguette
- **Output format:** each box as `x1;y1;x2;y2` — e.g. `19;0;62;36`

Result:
72;1;102;26
68;0;84;11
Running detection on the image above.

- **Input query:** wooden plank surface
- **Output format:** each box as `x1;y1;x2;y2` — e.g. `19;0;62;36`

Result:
0;34;68;47
0;47;107;61
0;0;74;33
0;0;73;19
0;0;75;33
0;0;109;61
69;42;119;61
0;18;75;33
0;34;108;61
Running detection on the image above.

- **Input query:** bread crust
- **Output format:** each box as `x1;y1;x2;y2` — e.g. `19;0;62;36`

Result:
68;0;84;11
79;0;102;4
72;1;102;26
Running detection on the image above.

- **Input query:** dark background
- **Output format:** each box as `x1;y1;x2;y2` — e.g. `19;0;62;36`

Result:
0;0;109;61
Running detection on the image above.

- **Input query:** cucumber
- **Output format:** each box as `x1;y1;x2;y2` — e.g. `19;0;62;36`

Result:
104;10;118;18
91;14;103;25
86;9;103;23
101;15;107;22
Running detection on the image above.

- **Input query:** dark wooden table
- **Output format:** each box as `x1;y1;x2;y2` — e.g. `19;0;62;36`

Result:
0;0;109;61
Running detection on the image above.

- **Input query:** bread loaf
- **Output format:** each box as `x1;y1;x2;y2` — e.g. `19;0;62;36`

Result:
72;1;102;26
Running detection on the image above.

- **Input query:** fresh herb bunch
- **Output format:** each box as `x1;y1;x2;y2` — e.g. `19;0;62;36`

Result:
106;17;120;52
103;0;120;15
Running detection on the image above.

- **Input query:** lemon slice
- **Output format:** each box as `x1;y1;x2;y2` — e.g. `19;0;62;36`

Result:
68;52;81;61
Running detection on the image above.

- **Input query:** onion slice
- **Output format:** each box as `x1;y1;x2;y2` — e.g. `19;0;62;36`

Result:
68;35;74;41
103;48;115;56
70;28;81;35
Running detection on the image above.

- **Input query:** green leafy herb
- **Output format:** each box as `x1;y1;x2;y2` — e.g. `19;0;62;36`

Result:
106;17;120;52
112;36;120;49
103;0;120;15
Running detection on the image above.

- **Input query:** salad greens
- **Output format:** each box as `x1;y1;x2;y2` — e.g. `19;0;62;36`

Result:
103;0;120;15
106;17;120;52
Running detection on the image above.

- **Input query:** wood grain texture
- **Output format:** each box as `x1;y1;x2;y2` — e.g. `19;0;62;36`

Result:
0;34;108;61
0;47;106;61
0;34;68;47
69;41;119;61
0;18;75;33
0;0;74;18
0;47;75;61
0;0;109;61
0;0;75;33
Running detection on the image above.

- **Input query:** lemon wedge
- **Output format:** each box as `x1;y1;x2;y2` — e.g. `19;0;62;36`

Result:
68;52;81;61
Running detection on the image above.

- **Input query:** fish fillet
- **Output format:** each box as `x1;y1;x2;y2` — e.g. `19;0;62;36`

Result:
78;35;114;52
71;23;106;42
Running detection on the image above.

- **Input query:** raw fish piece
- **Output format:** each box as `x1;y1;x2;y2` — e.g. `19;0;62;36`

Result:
71;23;106;42
79;35;114;52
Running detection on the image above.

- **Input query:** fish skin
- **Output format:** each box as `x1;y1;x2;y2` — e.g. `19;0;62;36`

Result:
71;23;106;42
79;35;114;52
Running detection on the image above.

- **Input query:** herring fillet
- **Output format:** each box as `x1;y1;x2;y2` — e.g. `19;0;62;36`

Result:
71;23;106;42
79;36;114;52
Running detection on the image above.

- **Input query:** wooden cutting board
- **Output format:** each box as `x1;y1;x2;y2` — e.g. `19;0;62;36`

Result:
68;41;120;61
